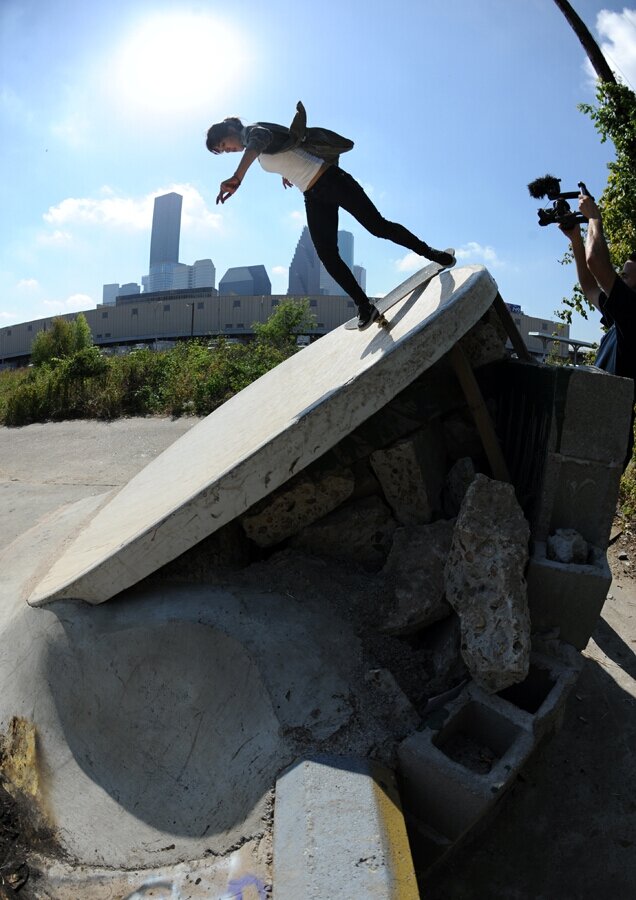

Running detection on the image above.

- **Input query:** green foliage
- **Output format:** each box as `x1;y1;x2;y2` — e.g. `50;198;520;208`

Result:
558;81;636;323
619;464;636;523
252;299;316;352
30;314;94;367
73;312;94;353
579;81;636;264
0;302;310;426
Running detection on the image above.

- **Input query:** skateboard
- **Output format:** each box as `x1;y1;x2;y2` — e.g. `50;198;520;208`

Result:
345;249;456;330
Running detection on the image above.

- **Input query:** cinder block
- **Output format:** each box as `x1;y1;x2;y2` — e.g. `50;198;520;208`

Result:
399;645;583;877
398;687;534;842
532;453;623;548
555;366;634;465
493;649;583;738
273;756;419;900
526;542;611;649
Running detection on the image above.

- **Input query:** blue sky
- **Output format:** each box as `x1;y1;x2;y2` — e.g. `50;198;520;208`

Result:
1;0;635;344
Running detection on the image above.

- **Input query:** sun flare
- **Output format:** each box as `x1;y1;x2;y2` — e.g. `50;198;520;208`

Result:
113;13;247;114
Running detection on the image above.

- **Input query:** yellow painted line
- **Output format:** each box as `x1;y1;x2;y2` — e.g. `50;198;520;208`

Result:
371;763;419;899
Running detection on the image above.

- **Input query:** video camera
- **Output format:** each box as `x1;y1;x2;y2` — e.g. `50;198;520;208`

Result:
527;174;593;230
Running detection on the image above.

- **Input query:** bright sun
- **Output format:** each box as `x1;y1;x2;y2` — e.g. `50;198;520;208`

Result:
113;13;247;114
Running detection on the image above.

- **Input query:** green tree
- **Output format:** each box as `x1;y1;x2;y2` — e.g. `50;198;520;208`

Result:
73;312;94;352
30;314;94;367
252;299;316;352
551;2;636;325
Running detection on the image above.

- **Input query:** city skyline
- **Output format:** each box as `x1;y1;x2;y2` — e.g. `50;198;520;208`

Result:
104;192;366;304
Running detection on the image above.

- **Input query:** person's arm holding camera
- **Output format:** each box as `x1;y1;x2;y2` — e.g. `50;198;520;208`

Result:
579;194;618;298
560;219;602;311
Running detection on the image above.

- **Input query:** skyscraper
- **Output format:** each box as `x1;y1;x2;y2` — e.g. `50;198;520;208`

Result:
289;227;363;297
149;192;182;269
288;227;322;296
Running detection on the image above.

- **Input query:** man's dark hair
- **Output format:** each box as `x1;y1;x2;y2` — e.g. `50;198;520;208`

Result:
629;252;636;262
206;118;243;154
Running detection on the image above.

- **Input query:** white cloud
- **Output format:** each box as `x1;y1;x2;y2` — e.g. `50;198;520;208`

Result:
42;293;94;315
37;229;73;247
42;184;222;235
594;9;636;85
456;242;503;268
395;252;421;273
17;278;39;290
0;310;17;321
288;210;305;224
271;265;288;276
396;243;503;274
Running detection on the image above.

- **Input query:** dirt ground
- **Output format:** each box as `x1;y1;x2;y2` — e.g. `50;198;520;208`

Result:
426;523;636;900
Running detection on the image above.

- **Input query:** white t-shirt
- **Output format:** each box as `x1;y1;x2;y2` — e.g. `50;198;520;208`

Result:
258;147;324;192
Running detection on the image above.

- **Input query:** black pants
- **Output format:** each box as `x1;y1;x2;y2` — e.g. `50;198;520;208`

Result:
304;166;430;308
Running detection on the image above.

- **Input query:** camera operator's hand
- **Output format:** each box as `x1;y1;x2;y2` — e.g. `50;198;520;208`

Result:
579;193;601;221
559;220;580;237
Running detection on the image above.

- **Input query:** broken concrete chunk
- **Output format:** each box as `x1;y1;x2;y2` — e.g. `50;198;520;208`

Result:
381;520;455;634
444;474;531;693
546;528;589;565
458;309;508;369
365;668;421;733
290;496;397;571
423;614;469;695
443;457;477;517
241;468;355;547
369;424;446;525
442;411;484;461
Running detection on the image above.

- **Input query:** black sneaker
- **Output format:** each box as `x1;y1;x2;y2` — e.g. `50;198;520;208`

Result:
421;245;455;267
357;303;381;330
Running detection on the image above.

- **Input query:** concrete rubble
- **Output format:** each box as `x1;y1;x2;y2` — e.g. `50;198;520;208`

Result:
444;474;531;693
0;265;634;897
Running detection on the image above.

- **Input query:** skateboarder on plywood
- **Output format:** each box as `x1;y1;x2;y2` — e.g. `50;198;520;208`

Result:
207;102;455;331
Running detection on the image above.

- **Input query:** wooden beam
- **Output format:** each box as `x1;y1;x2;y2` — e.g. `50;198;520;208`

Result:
492;294;534;363
450;344;511;483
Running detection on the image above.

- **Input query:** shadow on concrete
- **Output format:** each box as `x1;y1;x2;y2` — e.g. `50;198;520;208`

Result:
592;616;636;680
44;598;285;838
360;270;459;361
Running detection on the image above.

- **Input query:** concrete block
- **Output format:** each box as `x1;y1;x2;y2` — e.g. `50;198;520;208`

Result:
532;452;623;548
457;307;508;370
370;423;446;524
445;475;531;693
380;521;454;634
273;756;419;900
555;366;634;465
398;687;534;842
399;644;582;875
526;542;611;649
290;495;397;571
241;467;354;547
495;648;583;739
442;456;477;518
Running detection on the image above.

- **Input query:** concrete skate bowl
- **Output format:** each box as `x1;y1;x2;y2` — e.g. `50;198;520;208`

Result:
0;583;373;869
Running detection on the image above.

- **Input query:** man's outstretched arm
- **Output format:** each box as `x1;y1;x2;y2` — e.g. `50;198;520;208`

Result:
561;221;602;311
580;193;617;298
